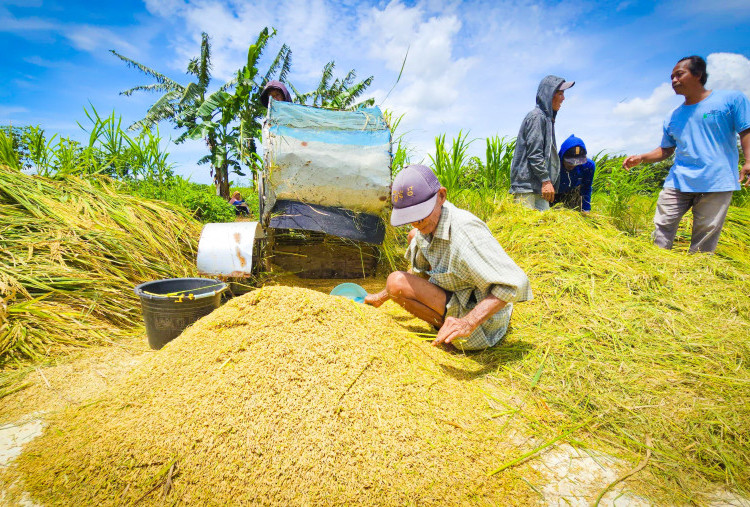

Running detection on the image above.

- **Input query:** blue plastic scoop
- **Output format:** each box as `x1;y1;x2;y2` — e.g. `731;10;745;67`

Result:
330;282;368;303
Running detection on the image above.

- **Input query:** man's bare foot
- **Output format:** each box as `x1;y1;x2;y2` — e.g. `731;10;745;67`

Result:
364;290;389;308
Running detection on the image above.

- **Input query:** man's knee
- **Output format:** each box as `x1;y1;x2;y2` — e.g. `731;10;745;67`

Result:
385;271;410;298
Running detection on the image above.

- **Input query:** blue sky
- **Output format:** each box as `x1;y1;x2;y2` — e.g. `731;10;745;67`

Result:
2;0;750;185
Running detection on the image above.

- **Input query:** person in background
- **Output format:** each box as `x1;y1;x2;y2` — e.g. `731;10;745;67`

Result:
365;165;532;351
554;134;596;214
622;55;750;253
260;80;292;108
229;191;251;216
510;75;575;210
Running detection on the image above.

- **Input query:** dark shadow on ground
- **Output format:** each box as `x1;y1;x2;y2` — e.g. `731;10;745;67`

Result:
393;318;536;381
437;337;535;381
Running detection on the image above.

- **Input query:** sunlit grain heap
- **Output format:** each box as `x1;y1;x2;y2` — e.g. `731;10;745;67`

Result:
8;286;531;505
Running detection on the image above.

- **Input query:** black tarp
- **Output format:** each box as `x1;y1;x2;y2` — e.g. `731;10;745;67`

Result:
268;200;386;244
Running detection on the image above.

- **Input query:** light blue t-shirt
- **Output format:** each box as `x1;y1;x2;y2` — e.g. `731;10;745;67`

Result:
661;90;750;192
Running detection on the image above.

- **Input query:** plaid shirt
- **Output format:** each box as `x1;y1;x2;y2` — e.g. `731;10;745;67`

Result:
406;202;532;350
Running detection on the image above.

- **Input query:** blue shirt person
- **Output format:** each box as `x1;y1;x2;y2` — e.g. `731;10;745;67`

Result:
554;134;595;213
623;55;750;253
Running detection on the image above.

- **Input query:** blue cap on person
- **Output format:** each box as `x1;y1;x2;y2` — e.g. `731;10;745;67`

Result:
390;164;441;227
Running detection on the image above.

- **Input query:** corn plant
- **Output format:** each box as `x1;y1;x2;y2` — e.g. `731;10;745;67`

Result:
383;110;411;177
481;135;515;197
21;126;56;176
429;130;473;199
0;129;21;169
592;152;660;235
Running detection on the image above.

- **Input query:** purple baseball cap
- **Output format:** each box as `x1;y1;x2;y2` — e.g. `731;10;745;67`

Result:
390;164;441;226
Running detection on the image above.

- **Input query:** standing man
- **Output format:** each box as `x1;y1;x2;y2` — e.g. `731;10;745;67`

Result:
510;75;575;210
623;56;750;253
365;165;532;351
555;134;596;214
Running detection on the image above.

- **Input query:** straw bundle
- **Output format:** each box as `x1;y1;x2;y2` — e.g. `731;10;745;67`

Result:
6;286;534;505
0;165;200;365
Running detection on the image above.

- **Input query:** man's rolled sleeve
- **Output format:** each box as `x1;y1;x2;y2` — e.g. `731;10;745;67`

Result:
491;284;517;303
661;118;676;149
732;92;750;133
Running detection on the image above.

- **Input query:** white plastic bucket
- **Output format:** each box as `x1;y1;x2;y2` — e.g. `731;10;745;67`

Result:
196;222;264;277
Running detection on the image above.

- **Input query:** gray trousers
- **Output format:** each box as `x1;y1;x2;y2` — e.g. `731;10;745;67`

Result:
514;192;550;211
653;187;733;253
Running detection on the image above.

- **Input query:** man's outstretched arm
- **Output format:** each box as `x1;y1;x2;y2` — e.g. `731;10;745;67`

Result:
739;129;750;187
622;146;675;169
432;294;507;346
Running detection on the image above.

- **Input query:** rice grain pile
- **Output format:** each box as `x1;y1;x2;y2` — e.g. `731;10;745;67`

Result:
5;286;535;505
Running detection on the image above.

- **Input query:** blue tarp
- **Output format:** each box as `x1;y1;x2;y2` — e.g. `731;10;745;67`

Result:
261;101;392;244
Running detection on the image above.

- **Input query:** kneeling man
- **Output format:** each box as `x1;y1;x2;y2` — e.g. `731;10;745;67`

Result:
365;165;532;350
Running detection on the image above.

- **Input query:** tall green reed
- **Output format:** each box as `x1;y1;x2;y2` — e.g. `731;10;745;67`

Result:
429;130;473;199
4;106;173;183
592;152;659;235
383;110;411;177
0;129;21;170
482;135;515;194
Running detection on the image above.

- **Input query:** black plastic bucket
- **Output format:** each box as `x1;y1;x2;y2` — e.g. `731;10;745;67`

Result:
134;278;228;350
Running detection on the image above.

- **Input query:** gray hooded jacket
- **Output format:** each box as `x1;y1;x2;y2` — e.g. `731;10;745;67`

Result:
509;75;564;194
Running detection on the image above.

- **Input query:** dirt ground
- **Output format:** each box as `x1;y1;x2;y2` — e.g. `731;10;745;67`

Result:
1;276;748;506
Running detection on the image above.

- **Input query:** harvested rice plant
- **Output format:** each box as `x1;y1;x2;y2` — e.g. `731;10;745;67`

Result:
0;164;200;366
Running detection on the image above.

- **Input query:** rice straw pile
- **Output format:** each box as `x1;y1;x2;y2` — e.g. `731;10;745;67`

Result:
0;165;200;366
5;287;534;505
478;200;750;501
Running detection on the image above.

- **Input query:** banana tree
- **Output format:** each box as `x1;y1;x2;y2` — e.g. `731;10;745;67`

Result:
114;29;290;198
291;61;375;110
180;27;291;197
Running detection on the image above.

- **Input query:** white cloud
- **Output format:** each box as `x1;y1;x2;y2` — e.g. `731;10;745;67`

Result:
0;11;56;32
152;0;345;83
356;0;601;163
362;1;477;127
613;82;675;121
0;105;29;120
143;0;186;17
0;10;138;55
63;25;138;54
706;53;750;96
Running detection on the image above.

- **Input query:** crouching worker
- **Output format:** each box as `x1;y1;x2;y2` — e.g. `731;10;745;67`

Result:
230;191;251;216
554;134;596;214
365;165;532;351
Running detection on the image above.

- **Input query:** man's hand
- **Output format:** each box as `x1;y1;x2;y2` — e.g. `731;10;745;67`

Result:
364;290;388;308
740;162;750;188
622;154;643;170
541;180;555;203
432;316;474;346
